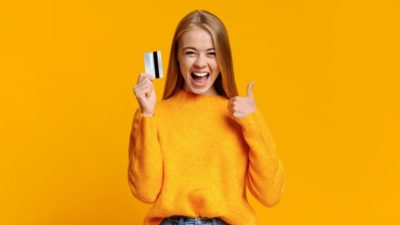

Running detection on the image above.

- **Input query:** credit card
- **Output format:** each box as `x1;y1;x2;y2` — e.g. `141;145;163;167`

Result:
144;50;163;79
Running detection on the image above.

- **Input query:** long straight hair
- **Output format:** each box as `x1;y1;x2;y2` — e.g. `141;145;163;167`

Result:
162;10;238;100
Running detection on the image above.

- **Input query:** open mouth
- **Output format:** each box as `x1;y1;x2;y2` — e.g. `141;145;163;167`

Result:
191;72;210;86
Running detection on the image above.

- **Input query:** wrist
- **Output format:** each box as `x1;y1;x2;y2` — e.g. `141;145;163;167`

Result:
141;110;154;117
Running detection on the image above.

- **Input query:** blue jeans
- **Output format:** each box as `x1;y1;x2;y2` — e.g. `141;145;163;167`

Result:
160;216;229;225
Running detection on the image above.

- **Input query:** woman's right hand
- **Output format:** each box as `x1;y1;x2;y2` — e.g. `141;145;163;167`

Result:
133;72;156;116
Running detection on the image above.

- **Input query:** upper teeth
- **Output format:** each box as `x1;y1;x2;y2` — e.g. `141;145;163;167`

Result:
193;72;208;77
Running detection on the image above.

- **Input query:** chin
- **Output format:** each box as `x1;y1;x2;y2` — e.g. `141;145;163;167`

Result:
188;86;210;95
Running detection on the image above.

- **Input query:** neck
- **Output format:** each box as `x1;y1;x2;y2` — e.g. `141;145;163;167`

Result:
183;86;218;96
177;88;223;100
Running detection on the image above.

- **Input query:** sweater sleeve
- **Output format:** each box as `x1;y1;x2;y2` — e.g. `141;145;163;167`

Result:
127;107;163;204
235;108;286;207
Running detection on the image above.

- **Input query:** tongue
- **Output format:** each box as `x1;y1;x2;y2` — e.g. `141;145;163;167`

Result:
193;75;207;83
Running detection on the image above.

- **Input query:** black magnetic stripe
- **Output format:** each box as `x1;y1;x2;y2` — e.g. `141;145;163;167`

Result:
153;51;159;78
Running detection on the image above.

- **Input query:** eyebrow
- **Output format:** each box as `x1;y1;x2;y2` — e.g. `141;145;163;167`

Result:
182;47;215;51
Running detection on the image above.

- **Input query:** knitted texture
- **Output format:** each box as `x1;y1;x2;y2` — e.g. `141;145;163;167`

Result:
128;89;285;225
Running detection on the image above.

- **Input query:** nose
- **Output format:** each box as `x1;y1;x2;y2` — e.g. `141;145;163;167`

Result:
194;54;207;68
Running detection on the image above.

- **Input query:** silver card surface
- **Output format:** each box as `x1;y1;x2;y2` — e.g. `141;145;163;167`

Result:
144;50;163;79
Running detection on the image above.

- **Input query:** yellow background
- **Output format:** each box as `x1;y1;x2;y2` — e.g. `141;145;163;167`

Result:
1;0;399;224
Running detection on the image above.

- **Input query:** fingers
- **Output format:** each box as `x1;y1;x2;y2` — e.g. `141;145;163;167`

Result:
227;97;242;113
135;73;153;89
232;111;246;119
137;72;154;84
135;83;152;94
134;79;152;90
135;73;154;98
134;84;153;100
228;96;254;119
227;101;246;119
227;96;241;107
134;85;152;99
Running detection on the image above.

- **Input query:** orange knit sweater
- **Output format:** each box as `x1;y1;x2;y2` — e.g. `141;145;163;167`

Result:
128;89;285;225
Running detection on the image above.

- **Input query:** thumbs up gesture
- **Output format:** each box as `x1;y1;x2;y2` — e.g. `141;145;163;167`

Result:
228;81;257;120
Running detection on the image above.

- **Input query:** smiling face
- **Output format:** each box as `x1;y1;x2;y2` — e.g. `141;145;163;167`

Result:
177;27;221;96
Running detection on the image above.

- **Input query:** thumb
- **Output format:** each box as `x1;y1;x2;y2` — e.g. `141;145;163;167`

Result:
146;73;155;81
246;81;255;98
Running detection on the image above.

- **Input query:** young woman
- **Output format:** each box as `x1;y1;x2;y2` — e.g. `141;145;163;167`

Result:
129;10;286;225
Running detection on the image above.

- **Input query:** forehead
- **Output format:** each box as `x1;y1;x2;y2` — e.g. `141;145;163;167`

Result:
178;27;214;50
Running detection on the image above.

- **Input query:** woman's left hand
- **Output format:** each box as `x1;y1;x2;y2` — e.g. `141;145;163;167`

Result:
228;81;257;120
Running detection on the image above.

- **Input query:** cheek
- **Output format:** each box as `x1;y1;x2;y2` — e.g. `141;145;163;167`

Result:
179;58;193;74
210;59;220;73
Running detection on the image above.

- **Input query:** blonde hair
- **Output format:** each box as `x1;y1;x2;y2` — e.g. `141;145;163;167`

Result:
162;10;239;99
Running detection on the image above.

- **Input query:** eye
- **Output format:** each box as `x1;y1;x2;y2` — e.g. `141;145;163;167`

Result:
207;52;216;57
185;51;196;56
